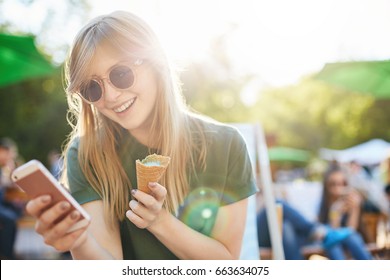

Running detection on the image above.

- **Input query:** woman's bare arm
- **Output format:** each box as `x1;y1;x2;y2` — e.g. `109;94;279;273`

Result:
26;196;122;259
127;183;248;259
70;200;123;259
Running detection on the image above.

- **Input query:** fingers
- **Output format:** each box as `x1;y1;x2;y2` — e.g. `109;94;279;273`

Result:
42;211;86;250
26;195;89;252
352;192;362;203
126;209;148;229
127;183;167;229
345;192;361;208
26;195;52;217
147;182;167;202
128;199;155;219
35;201;72;234
132;183;167;208
127;197;160;229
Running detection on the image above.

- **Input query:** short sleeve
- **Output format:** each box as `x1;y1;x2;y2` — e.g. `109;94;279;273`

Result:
180;124;258;235
221;128;258;205
66;139;101;204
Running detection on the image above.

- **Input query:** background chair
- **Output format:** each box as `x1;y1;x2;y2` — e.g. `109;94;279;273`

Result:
231;123;285;260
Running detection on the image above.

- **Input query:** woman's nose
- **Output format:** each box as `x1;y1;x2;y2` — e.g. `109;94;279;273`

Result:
102;80;122;102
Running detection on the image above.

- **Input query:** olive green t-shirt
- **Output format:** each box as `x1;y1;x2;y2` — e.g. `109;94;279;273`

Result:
67;121;257;259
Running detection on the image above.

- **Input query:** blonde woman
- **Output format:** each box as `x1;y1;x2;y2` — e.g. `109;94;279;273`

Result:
25;11;257;260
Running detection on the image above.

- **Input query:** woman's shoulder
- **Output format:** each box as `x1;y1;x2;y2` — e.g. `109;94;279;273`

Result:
64;137;82;165
68;136;80;148
189;115;246;150
191;115;241;139
65;136;80;154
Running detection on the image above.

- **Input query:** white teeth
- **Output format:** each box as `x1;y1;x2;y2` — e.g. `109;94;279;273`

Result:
113;98;135;113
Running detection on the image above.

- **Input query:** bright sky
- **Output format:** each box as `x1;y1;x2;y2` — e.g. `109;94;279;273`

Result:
94;0;390;88
3;0;390;87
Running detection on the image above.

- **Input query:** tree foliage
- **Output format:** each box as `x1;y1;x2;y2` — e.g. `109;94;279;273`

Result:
255;80;379;150
182;62;390;155
1;0;390;165
0;72;70;165
0;0;88;165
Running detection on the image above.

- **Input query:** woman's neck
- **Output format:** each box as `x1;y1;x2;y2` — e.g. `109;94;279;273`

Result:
128;128;158;149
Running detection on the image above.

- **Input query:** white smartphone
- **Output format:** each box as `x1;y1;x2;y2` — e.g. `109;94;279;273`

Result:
11;159;91;232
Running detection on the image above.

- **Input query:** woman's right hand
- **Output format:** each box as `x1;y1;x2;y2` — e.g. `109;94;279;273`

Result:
344;189;362;211
26;195;89;252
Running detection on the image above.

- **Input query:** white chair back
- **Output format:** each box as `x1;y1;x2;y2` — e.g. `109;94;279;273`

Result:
231;123;285;260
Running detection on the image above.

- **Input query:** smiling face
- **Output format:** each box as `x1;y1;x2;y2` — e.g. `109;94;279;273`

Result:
86;45;159;143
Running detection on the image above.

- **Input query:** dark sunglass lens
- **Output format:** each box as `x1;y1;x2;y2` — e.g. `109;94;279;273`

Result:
82;80;102;102
329;180;348;187
110;65;134;89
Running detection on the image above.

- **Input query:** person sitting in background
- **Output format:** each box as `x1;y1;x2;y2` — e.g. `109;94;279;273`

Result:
257;200;372;260
47;150;63;180
385;184;390;224
0;137;22;259
319;166;364;231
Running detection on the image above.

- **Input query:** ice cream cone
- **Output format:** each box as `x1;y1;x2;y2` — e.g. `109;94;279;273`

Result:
135;154;170;193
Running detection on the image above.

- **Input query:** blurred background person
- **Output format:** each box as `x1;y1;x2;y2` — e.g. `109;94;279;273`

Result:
385;185;390;231
47;150;63;180
0;137;23;259
319;166;363;231
385;185;390;212
257;200;372;260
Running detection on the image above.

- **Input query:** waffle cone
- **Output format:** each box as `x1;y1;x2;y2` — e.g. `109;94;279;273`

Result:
135;154;170;193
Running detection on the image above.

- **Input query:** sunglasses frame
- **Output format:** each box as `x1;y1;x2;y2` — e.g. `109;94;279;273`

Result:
77;58;144;103
328;180;348;187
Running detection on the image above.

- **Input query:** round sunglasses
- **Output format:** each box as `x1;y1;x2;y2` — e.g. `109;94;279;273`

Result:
78;59;143;103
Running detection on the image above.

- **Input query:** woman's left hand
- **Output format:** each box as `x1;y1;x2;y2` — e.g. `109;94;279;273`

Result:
126;182;167;229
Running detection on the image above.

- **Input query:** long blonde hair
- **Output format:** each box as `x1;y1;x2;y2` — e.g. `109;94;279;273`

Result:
61;11;207;226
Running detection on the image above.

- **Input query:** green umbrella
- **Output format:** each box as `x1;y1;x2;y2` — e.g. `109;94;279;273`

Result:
315;60;390;99
0;33;56;87
268;146;311;163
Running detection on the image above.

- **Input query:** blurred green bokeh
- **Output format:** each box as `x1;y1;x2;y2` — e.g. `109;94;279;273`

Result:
315;60;390;99
0;33;56;87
